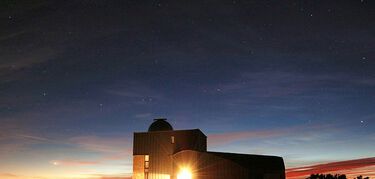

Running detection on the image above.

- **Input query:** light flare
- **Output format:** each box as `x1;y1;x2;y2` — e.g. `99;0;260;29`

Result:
177;169;192;179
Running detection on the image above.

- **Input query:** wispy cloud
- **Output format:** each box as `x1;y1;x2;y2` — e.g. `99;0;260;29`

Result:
215;71;375;100
106;86;163;100
68;136;131;153
0;173;17;178
134;113;152;119
88;173;132;179
0;133;54;157
207;124;336;146
208;130;278;145
286;157;375;178
12;134;50;142
105;82;166;105
0;173;131;179
97;177;131;179
0;173;49;179
49;159;101;167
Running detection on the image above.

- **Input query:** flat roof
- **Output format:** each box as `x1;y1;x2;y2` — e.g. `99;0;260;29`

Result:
134;128;207;137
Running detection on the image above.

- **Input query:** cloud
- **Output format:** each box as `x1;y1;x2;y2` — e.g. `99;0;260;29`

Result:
207;124;336;146
106;86;163;100
134;113;152;119
0;173;50;179
68;135;132;153
105;82;166;105
286;157;375;178
102;151;132;161
0;133;54;157
214;71;375;102
0;173;17;177
0;173;132;179
49;159;101;167
106;90;145;98
67;135;133;165
0;47;59;69
208;130;278;145
12;134;50;142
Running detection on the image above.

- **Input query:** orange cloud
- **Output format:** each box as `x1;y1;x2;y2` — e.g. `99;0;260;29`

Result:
0;173;132;179
0;173;17;177
49;159;101;167
286;157;375;178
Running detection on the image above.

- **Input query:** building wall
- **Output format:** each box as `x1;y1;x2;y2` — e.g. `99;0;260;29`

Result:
133;129;207;179
172;130;207;153
173;150;250;179
173;150;285;179
133;155;145;179
133;129;284;179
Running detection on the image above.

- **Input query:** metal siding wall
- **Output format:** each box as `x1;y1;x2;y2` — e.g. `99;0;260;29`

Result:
172;130;207;153
134;130;207;179
173;151;285;179
134;130;284;179
134;132;174;179
133;155;145;179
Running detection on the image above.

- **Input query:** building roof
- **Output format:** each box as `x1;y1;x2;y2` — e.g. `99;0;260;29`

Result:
148;118;173;132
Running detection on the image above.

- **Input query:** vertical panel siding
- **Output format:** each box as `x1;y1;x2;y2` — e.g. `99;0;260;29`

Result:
134;130;207;179
173;150;285;179
133;155;145;179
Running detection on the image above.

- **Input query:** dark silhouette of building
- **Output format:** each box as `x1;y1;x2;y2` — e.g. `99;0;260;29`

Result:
133;119;285;179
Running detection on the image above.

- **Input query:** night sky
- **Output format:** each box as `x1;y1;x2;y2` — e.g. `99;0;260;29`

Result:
1;0;375;178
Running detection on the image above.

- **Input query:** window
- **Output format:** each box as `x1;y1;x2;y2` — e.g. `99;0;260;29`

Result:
144;154;149;175
171;136;175;144
144;155;149;170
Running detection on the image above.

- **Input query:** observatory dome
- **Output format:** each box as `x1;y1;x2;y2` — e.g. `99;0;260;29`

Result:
148;118;173;132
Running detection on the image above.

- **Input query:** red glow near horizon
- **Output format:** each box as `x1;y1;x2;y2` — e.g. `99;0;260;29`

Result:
286;157;375;178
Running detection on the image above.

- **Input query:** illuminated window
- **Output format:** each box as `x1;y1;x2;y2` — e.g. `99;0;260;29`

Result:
144;155;150;179
171;136;175;144
145;155;149;172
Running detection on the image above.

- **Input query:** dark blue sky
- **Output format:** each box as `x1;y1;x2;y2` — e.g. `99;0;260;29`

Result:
0;1;374;178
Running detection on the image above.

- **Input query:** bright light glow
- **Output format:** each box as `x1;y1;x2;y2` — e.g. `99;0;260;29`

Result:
177;169;191;179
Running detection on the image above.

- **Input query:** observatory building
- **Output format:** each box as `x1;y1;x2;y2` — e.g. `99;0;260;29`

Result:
133;119;285;179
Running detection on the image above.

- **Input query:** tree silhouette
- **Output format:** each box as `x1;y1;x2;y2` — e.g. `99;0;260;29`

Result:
306;173;346;179
306;174;369;179
355;176;369;179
